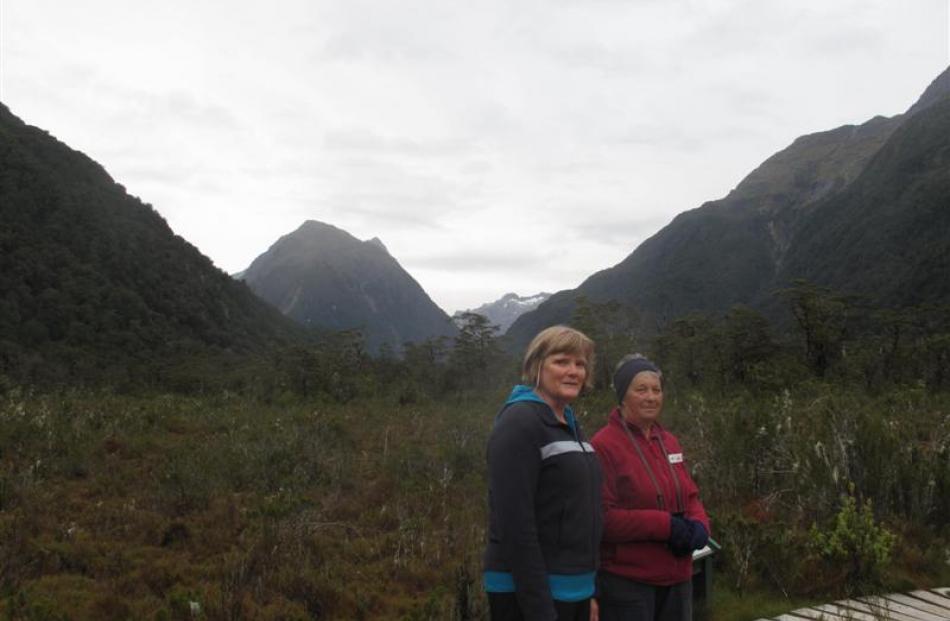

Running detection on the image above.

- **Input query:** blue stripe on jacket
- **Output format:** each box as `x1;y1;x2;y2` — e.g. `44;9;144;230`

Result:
483;570;596;602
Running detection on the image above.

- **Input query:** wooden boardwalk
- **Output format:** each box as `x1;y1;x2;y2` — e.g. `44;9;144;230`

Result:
757;588;950;621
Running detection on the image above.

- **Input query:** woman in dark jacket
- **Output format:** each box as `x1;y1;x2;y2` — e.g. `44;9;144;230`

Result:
483;326;603;621
590;355;710;621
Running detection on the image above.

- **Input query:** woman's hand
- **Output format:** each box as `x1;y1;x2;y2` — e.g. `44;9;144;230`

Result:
590;597;599;621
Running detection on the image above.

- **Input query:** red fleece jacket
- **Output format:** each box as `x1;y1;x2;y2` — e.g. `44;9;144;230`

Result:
590;408;710;585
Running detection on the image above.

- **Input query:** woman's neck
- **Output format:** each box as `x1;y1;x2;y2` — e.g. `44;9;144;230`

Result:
537;389;567;424
621;409;653;437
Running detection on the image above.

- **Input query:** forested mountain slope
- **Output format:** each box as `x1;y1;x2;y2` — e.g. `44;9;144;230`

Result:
0;103;304;385
775;94;950;307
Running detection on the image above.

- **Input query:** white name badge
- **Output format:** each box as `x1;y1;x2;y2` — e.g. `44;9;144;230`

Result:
668;453;684;464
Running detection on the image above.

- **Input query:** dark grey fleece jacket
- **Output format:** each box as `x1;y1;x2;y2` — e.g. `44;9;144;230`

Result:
483;387;603;620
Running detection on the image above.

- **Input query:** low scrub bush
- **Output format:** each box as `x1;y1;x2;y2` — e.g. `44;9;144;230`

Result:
809;489;896;594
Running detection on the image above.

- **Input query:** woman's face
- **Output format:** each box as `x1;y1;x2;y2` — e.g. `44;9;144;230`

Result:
621;371;663;428
537;352;587;406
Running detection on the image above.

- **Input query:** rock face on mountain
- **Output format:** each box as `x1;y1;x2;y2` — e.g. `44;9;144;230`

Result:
455;292;552;334
0;103;303;383
507;66;950;347
239;221;456;352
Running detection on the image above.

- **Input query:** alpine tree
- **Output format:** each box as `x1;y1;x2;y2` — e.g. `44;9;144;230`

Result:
449;313;502;389
571;296;641;390
779;280;854;378
718;305;776;386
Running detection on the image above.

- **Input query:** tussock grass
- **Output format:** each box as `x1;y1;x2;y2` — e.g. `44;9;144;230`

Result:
0;390;491;619
0;384;947;619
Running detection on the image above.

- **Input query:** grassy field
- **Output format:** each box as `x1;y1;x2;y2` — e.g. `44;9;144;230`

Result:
0;390;493;619
1;385;948;620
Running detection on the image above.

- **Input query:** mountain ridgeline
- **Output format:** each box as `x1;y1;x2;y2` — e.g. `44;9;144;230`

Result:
506;66;950;347
238;221;457;353
0;103;305;386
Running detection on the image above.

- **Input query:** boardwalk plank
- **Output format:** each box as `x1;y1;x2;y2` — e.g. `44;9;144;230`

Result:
761;589;950;621
883;594;950;619
812;603;883;620
814;603;891;621
833;598;922;621
861;595;949;620
784;606;851;620
910;592;950;612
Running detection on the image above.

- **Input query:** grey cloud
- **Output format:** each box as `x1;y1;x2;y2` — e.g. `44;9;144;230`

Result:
318;32;456;63
327;155;486;215
109;90;241;131
720;88;782;120
404;250;549;272
116;163;200;186
336;202;447;231
572;214;671;248
684;0;878;63
323;129;475;158
158;91;241;129
243;186;452;232
548;43;651;76
4;70;90;122
806;27;885;56
82;77;242;131
604;96;775;152
551;0;671;5
608;124;704;151
684;2;788;56
97;148;234;193
304;1;461;63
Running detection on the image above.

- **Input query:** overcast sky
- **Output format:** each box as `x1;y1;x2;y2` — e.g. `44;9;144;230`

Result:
2;1;948;313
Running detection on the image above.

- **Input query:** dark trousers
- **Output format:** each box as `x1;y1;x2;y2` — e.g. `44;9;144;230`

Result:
597;572;692;621
488;592;591;621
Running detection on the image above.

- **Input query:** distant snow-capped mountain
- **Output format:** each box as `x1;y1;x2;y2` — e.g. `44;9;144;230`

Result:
455;292;552;334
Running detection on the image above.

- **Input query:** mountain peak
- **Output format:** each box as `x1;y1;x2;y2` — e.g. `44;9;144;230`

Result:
365;237;389;254
240;221;454;352
295;219;356;240
290;221;390;255
457;291;552;334
907;65;950;116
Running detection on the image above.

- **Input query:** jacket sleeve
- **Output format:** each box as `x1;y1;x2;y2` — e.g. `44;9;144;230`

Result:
593;436;671;544
488;406;556;620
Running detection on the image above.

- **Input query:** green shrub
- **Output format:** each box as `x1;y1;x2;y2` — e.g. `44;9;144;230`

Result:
809;487;896;593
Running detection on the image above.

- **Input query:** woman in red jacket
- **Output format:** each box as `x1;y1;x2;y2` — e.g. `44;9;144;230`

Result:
590;355;709;621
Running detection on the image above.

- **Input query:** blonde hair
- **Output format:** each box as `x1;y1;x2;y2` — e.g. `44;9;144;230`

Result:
521;325;595;391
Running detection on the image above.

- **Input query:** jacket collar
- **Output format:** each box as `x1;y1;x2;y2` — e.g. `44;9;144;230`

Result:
609;406;664;439
506;385;577;431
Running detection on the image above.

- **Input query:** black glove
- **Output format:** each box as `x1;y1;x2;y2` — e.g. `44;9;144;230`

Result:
668;514;692;557
687;519;709;551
